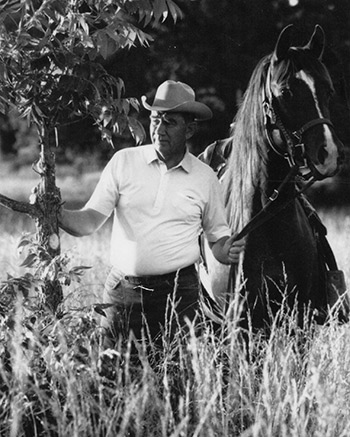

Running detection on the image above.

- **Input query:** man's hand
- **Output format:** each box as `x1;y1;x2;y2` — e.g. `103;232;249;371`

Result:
209;235;246;265
223;234;246;264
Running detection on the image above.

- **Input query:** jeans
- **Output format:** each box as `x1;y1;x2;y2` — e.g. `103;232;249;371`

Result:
100;265;201;349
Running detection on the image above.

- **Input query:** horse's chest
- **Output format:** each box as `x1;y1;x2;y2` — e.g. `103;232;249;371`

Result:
243;207;318;290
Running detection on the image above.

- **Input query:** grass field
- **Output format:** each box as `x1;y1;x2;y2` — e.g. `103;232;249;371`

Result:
1;162;350;436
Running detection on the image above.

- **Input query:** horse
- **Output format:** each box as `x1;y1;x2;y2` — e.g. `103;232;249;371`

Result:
199;24;346;333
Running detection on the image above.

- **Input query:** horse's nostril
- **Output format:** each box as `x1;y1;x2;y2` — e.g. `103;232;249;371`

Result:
318;146;328;165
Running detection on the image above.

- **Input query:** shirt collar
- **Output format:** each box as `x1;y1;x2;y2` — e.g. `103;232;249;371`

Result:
144;145;192;173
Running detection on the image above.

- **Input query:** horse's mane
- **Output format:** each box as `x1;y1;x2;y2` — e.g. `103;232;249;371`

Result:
222;54;272;234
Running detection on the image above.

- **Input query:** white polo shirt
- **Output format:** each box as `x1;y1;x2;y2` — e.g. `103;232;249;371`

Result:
86;144;230;275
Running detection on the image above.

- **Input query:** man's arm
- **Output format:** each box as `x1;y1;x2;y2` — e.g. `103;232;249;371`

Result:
59;207;108;237
209;235;245;265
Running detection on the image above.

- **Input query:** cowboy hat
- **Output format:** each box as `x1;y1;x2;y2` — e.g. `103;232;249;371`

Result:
141;80;213;121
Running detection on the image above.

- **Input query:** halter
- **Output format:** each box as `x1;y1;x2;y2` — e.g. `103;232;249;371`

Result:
262;65;334;170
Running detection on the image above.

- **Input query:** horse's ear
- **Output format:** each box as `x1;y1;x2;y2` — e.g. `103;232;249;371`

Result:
304;25;325;60
273;24;294;62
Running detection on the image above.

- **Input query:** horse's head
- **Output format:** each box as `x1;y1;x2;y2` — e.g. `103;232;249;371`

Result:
263;24;344;180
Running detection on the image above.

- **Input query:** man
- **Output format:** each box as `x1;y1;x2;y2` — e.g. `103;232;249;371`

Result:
59;80;244;349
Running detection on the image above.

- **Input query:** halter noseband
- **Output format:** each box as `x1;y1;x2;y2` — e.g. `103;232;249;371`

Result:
262;67;334;170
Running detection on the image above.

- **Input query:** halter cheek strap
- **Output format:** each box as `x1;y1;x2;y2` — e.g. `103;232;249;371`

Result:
263;96;334;170
263;98;301;167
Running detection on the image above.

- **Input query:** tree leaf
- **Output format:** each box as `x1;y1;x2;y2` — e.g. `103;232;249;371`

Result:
20;253;38;268
128;116;146;145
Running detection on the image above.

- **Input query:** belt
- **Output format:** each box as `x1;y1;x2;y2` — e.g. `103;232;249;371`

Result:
124;264;196;286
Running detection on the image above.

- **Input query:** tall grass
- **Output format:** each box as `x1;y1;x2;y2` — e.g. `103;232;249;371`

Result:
1;166;350;436
2;286;350;436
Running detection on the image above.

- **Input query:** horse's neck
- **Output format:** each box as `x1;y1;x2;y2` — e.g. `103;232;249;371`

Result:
226;150;298;232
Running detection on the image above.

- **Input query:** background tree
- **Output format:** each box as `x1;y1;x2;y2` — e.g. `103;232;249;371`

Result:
0;0;182;310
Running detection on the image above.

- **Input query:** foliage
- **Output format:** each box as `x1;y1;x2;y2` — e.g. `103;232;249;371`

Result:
0;233;91;310
1;0;350;169
0;0;182;145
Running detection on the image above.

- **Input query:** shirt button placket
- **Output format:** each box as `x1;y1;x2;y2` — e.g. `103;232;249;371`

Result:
154;165;168;213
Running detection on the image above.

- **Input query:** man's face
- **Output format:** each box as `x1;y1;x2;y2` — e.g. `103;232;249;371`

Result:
150;111;195;162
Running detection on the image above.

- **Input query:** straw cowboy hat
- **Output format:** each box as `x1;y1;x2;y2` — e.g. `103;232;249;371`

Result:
142;80;213;121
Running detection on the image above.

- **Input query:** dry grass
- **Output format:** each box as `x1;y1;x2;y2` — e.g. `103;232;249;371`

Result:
1;165;350;436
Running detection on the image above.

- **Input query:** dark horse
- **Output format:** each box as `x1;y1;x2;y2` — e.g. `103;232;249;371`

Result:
200;25;346;332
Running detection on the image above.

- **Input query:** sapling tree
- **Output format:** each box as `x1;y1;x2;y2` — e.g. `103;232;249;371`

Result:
0;0;182;310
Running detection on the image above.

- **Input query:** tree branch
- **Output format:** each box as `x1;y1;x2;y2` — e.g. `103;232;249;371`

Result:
0;193;38;218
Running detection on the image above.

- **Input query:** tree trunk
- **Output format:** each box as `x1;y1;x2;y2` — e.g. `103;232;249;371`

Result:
0;125;64;312
33;125;63;311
